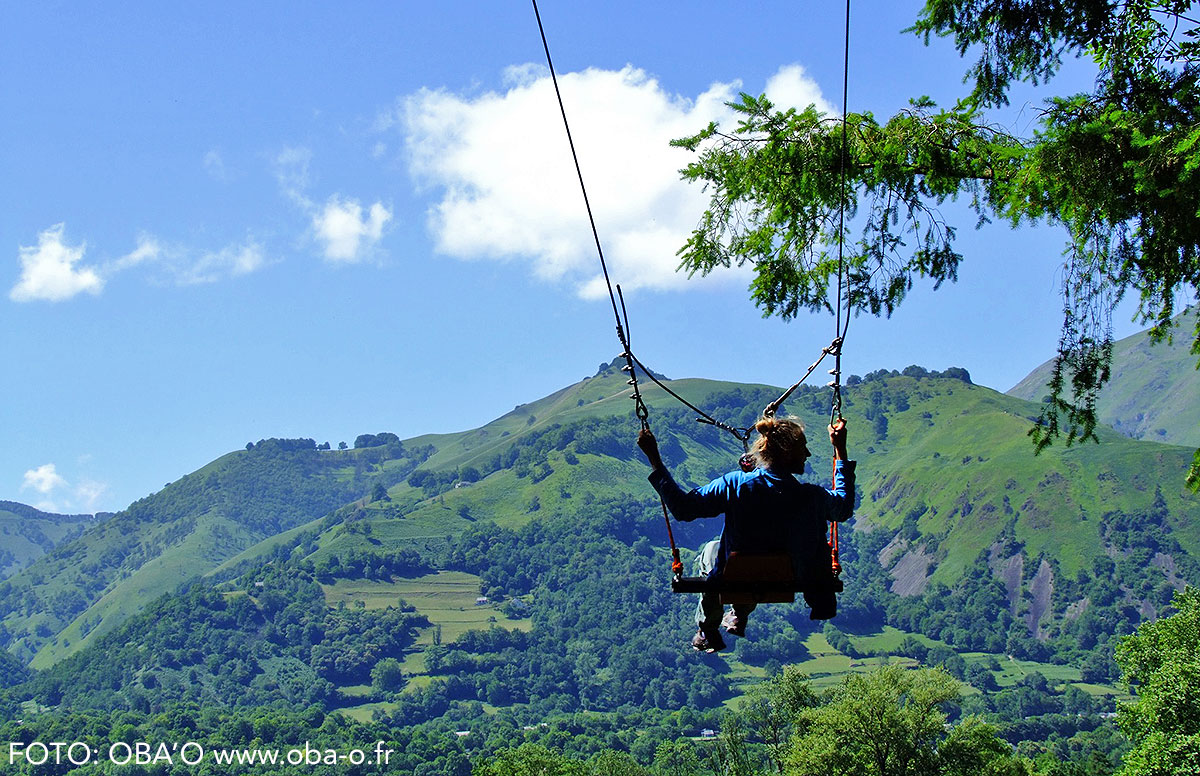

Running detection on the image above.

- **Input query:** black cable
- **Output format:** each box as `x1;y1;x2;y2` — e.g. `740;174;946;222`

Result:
530;3;623;342
830;0;852;424
533;0;854;439
530;0;651;430
625;349;752;446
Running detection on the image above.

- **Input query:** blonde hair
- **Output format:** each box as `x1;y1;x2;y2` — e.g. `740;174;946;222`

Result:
751;415;806;469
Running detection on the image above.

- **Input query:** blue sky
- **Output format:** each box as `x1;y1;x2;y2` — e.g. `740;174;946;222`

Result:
2;1;1148;514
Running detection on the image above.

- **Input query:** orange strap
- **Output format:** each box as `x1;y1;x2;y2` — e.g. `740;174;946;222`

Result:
660;498;684;577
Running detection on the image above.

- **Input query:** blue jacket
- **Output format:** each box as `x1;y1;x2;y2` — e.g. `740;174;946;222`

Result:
648;460;856;580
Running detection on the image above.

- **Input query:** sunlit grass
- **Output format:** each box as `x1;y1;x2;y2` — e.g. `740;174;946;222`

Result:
323;571;532;647
337;701;398;724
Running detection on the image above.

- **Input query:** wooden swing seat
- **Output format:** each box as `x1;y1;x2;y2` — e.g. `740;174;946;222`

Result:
671;551;843;605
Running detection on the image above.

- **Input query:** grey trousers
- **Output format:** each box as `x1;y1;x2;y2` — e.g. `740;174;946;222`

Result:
694;539;756;626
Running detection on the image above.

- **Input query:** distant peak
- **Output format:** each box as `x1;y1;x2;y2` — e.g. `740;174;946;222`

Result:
848;366;972;385
593;357;669;381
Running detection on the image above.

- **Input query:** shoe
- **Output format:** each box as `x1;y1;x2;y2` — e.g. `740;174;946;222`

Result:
691;625;726;652
721;609;746;637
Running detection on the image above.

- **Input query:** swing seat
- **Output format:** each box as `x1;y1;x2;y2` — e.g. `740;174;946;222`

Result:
671;551;844;605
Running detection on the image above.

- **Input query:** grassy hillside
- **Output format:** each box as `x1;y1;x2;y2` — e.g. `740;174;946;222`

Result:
210;365;787;586
4;361;1193;774
3;360;1196;686
1009;307;1200;447
0;502;107;580
371;363;1199;610
0;439;431;666
1;455;1146;769
200;365;1199;673
848;370;1199;586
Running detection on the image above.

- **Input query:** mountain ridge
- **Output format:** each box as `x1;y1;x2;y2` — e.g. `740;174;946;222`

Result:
2;358;1196;675
0;502;109;581
1009;307;1200;447
1;358;1196;776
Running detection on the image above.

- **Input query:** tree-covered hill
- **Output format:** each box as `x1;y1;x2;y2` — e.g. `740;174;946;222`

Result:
1009;308;1200;448
1;360;1197;773
239;364;1197;692
2;359;1196;698
846;366;1199;602
0;438;435;668
0;501;108;580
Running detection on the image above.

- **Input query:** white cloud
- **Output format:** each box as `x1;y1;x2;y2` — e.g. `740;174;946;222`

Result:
74;479;109;512
274;146;314;210
107;233;162;273
204;149;231;181
313;196;392;263
13;213;271;303
18;464;109;513
22;463;67;495
399;63;830;298
179;240;268;285
124;234;270;286
10;226;262;295
11;224;104;302
764;64;835;114
273;146;391;263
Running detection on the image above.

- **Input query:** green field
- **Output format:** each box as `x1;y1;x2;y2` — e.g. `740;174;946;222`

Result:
988;655;1083;688
328;571;535;721
718;626;1124;704
322;571;1121;703
322;571;532;644
321;570;1124;719
324;591;1129;721
338;701;398;724
850;625;934;653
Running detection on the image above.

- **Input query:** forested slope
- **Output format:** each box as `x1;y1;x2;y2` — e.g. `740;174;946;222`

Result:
0;438;434;667
1009;308;1200;447
4;361;1196;678
0;501;106;580
1;361;1196;774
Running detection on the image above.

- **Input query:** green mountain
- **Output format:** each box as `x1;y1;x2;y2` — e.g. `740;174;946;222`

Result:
4;360;1198;677
188;363;1198;693
1008;307;1200;447
0;502;107;580
0;438;435;668
3;361;1197;772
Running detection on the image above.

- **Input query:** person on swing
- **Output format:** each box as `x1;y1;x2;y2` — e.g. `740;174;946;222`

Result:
637;415;855;652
